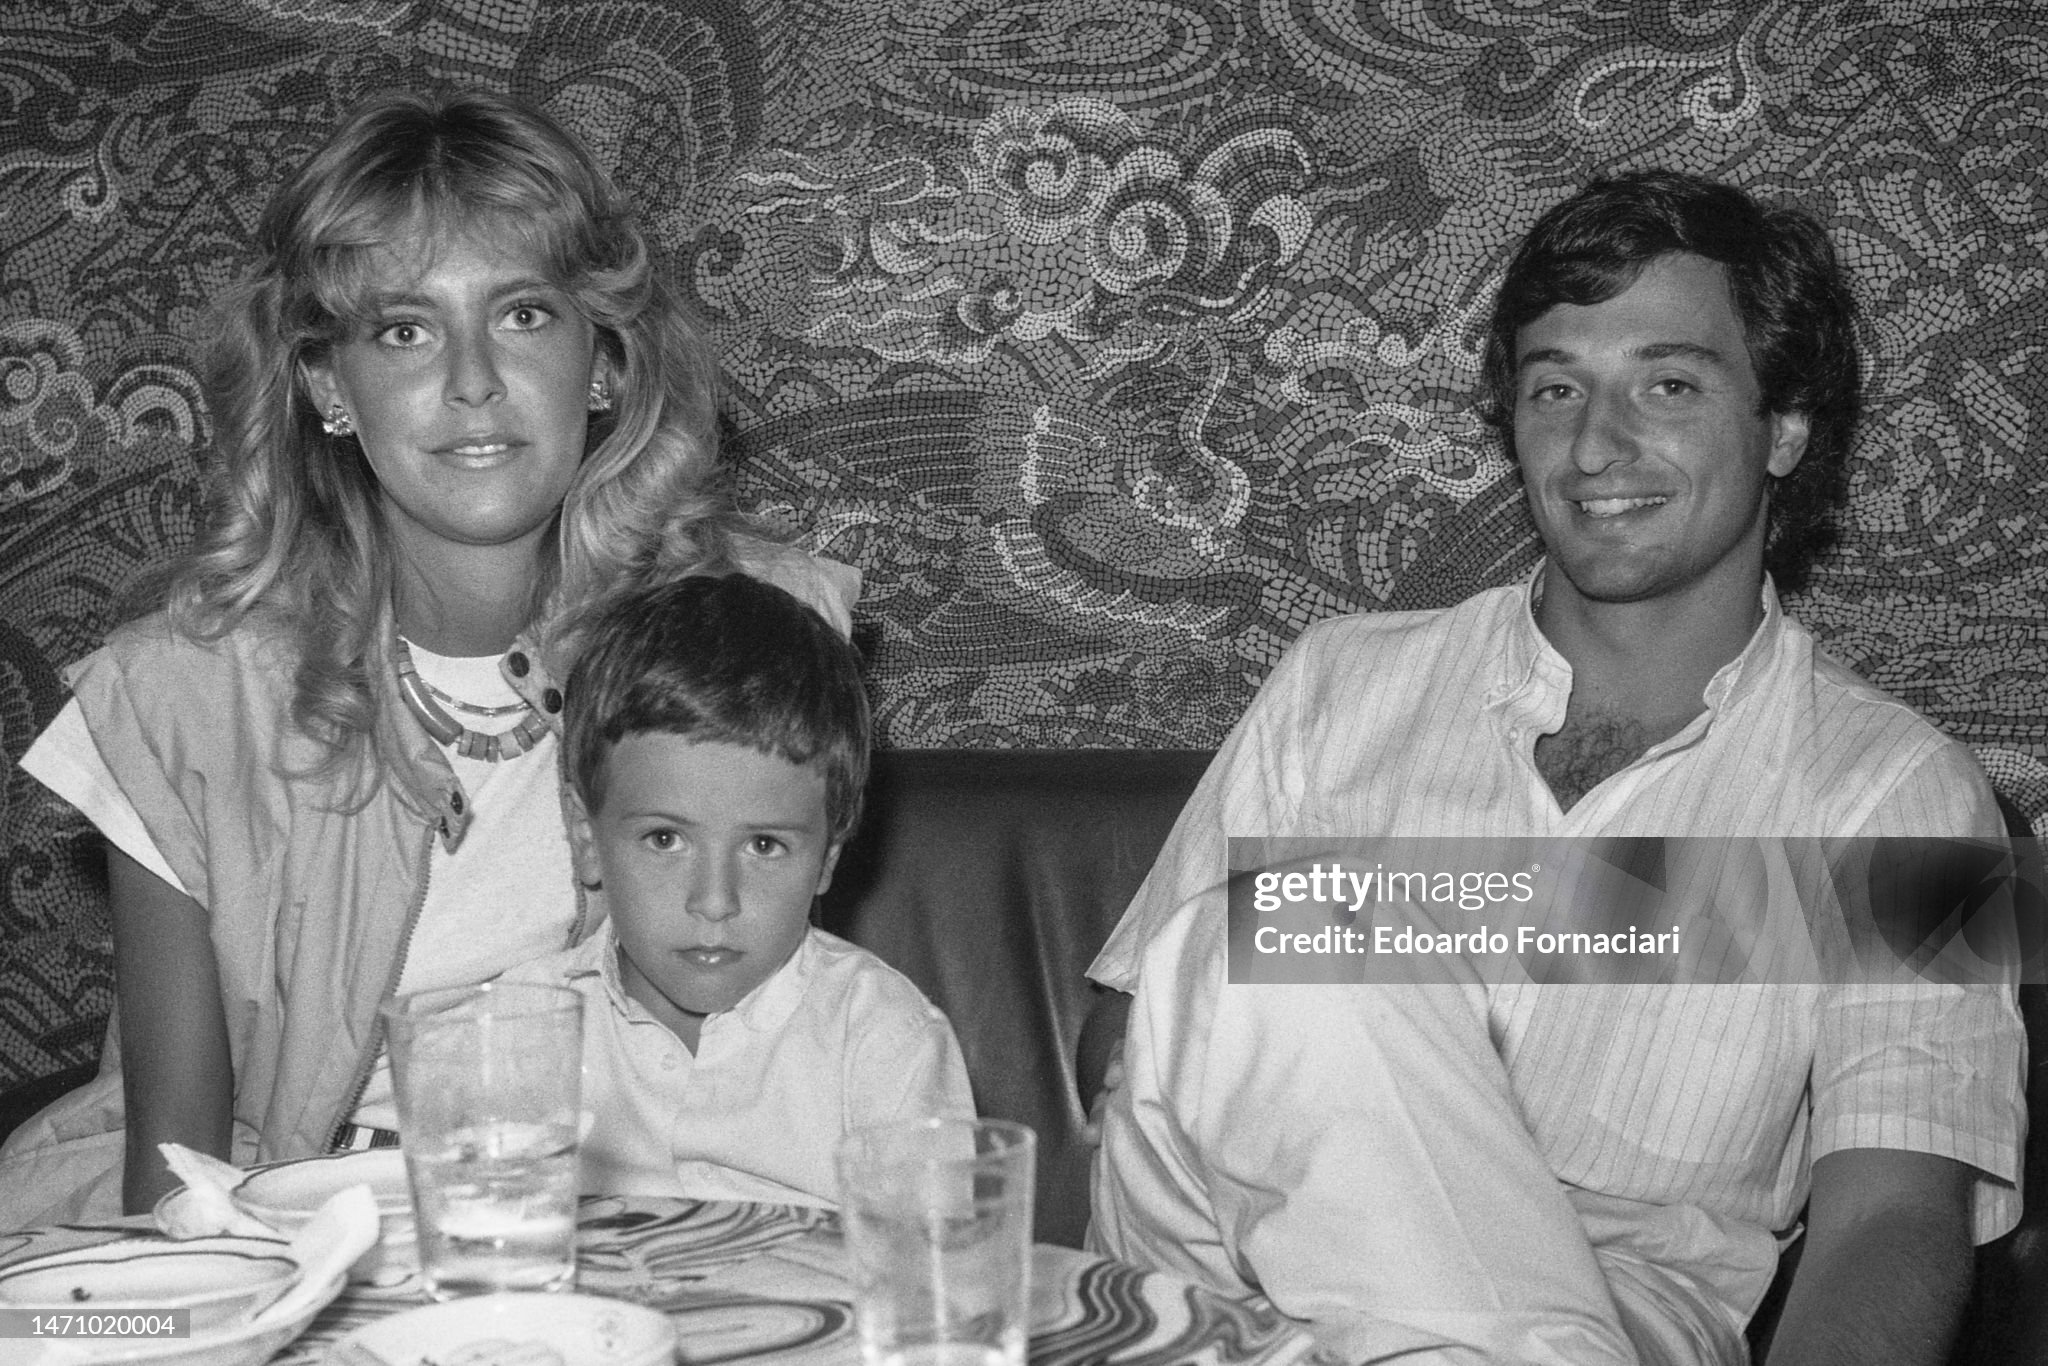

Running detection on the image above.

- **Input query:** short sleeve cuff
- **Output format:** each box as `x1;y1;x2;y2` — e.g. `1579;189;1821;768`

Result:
20;698;190;896
1808;1112;2024;1244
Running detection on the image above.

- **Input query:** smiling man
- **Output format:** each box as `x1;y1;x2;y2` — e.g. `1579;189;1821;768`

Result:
1084;173;2024;1365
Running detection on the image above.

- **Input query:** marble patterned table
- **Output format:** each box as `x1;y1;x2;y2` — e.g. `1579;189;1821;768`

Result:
2;1196;1327;1366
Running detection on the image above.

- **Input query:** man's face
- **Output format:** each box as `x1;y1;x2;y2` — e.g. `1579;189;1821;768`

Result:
1511;252;1809;610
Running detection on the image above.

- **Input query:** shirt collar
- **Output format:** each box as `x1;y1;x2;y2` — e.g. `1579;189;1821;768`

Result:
1702;572;1789;713
1488;563;1569;709
501;630;567;735
380;627;569;853
374;630;475;849
1491;561;1789;721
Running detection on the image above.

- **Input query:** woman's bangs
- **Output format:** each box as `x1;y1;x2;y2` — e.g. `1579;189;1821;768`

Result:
434;138;608;287
298;189;594;336
293;183;439;336
469;196;598;290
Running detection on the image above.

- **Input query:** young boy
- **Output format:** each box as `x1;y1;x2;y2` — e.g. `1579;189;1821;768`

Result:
501;573;975;1206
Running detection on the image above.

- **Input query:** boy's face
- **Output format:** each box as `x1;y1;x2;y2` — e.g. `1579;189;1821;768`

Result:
572;735;842;1045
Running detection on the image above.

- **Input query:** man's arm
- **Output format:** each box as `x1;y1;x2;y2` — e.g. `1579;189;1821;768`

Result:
1081;630;1337;1129
1076;987;1130;1142
1764;1148;1974;1366
1767;741;2023;1364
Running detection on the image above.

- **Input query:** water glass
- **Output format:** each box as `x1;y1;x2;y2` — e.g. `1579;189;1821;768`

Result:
837;1118;1036;1366
382;981;583;1300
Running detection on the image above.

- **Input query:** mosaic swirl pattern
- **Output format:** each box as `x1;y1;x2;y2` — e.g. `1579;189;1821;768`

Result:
1;1;2043;1086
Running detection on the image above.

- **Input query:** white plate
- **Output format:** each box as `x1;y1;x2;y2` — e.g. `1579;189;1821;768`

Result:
234;1150;413;1223
0;1235;295;1334
327;1292;676;1366
155;1150;418;1283
19;1271;344;1366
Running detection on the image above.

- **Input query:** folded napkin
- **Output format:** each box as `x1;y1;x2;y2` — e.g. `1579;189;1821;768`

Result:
263;1183;379;1323
153;1142;276;1239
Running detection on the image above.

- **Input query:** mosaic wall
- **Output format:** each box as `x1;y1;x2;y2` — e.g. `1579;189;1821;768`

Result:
2;0;2045;1085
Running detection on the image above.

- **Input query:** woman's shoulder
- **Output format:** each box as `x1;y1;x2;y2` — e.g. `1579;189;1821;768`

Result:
95;610;292;660
74;612;298;706
727;540;861;637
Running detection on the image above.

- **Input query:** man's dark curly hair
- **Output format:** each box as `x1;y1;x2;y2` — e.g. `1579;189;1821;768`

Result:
1480;170;1860;592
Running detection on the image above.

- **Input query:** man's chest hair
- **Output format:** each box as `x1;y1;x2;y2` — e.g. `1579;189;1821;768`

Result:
1532;709;1659;812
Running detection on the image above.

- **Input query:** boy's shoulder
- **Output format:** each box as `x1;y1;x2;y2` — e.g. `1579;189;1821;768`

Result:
792;927;950;1030
787;929;973;1120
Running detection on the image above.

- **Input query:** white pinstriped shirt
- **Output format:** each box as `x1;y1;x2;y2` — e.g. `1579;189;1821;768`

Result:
1091;572;2024;1256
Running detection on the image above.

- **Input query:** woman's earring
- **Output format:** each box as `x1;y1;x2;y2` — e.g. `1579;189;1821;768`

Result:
587;378;613;414
321;403;355;437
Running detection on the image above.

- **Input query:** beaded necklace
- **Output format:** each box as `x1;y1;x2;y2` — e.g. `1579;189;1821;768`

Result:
394;636;550;762
419;675;529;718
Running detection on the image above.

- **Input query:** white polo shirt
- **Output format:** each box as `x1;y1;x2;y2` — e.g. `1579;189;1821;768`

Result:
502;924;976;1206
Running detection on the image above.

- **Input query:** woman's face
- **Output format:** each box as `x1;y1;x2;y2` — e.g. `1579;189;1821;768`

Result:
302;229;603;565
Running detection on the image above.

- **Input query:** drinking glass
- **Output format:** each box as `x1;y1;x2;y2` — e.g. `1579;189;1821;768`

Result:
381;981;583;1300
837;1118;1036;1366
